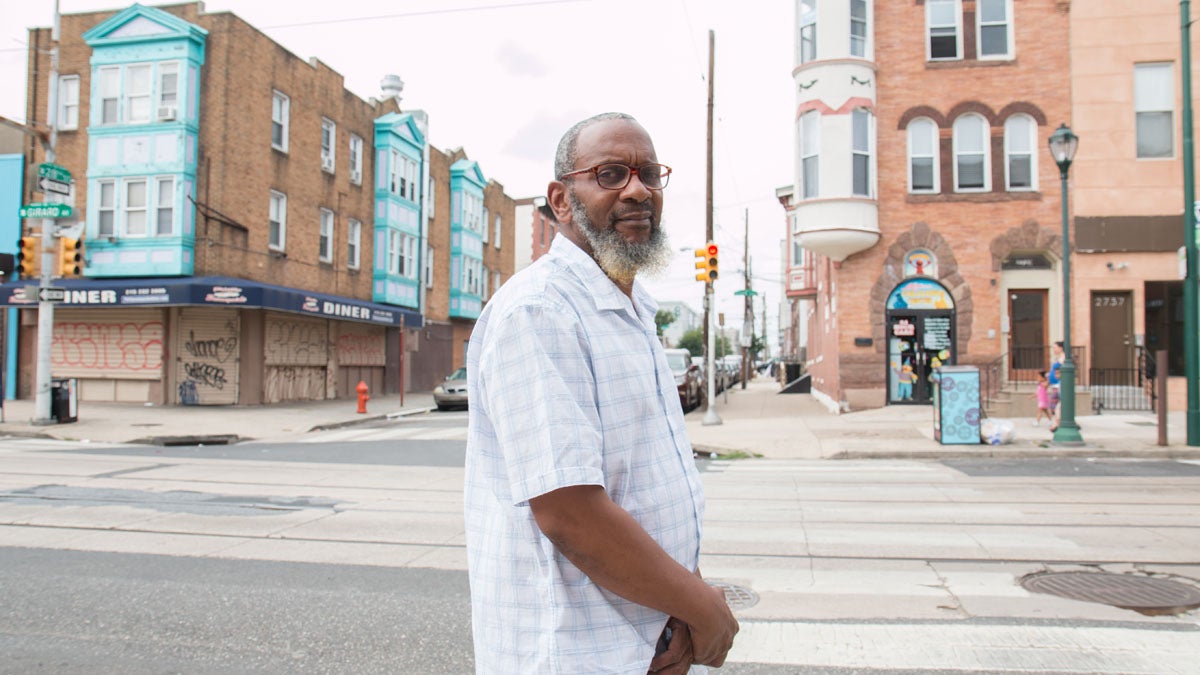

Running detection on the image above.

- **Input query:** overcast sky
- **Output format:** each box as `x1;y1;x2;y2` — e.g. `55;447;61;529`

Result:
1;0;795;348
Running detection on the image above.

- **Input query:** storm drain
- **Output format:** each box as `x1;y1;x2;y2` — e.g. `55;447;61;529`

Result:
1021;571;1200;616
707;580;759;610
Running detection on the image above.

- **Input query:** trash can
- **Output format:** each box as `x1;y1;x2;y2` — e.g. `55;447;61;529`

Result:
932;365;980;445
50;378;78;424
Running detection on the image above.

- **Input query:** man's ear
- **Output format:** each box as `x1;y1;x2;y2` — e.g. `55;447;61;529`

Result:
547;180;573;225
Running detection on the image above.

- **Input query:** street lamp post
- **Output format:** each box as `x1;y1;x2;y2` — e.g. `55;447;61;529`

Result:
1048;123;1084;446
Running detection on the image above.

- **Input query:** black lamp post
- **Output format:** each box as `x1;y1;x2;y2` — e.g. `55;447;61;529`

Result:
1048;123;1084;445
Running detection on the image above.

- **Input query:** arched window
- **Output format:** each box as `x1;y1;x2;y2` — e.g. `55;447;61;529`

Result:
953;113;990;191
1004;114;1036;191
907;117;939;193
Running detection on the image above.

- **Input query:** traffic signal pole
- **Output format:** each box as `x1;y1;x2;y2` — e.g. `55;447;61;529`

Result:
702;29;721;427
33;2;61;424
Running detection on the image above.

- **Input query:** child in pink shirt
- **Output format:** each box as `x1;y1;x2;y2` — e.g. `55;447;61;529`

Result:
1033;370;1053;426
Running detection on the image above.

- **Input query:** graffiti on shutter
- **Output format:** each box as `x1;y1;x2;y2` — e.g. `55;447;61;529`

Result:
53;309;165;379
336;325;386;366
264;313;328;402
176;308;240;405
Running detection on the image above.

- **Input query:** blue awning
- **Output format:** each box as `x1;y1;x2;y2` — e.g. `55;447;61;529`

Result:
0;276;423;329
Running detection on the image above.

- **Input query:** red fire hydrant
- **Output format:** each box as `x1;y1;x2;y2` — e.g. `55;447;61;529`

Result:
356;380;369;414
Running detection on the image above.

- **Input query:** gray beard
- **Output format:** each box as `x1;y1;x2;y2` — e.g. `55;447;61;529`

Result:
570;194;671;286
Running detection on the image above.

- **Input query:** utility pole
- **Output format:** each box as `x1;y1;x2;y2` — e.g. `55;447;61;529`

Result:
33;1;62;424
741;208;750;389
1182;0;1199;445
702;29;721;426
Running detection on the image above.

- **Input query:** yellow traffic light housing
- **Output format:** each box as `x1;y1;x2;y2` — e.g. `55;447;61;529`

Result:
694;242;719;282
16;236;40;278
58;237;84;278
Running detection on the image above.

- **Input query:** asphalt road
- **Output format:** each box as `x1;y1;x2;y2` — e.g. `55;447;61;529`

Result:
3;411;1200;674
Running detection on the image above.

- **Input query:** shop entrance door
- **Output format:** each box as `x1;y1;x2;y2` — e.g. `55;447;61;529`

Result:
1008;290;1048;378
887;312;956;405
1091;290;1134;370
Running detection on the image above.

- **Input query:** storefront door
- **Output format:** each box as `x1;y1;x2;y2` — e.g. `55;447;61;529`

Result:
886;278;957;406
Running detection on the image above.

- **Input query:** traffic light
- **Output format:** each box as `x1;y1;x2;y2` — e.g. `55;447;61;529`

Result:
694;242;719;282
58;237;83;277
16;236;40;278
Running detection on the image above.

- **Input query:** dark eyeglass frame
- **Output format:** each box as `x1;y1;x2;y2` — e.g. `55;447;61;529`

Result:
559;163;672;190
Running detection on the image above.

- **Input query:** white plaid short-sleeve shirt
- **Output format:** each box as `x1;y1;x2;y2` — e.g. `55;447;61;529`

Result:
465;235;706;674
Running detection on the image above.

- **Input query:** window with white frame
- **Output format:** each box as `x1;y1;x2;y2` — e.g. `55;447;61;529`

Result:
977;0;1012;59
58;75;79;130
405;234;417;279
99;67;120;124
792;237;804;266
1004;115;1036;190
271;91;289;152
407;158;419;200
482;266;490;300
427;177;435;218
850;0;868;58
424;244;434;288
388;231;399;274
953;113;989;191
349;134;363;184
798;1;817;64
269;190;287;251
126;64;151;123
155;176;175;235
800;110;820;198
321;118;336;172
463;191;483;234
98;181;116;237
462;256;483;295
1135;63;1174;159
124;179;148;236
907;118;939;193
494;214;502;249
319;208;334;262
158;62;178;118
493;270;501;294
390;150;401;195
348;219;361;269
927;0;961;61
482;207;489;243
851;109;872;197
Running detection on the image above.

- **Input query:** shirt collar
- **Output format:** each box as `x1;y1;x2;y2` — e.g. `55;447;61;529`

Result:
550;236;657;323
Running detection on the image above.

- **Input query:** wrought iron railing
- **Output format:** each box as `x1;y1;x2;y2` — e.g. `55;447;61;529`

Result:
1090;347;1156;413
980;345;1089;413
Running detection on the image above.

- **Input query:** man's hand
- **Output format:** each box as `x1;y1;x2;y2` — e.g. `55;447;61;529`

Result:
686;585;739;667
648;617;693;674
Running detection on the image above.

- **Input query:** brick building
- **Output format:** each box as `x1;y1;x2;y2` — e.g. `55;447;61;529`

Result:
783;0;1071;411
4;2;514;405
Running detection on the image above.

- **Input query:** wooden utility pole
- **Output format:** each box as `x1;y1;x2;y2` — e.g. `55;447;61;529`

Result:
741;208;750;389
702;30;721;425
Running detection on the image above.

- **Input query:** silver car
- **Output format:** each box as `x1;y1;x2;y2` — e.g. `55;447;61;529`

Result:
433;367;468;410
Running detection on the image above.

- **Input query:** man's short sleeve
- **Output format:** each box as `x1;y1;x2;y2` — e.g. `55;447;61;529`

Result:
477;301;604;505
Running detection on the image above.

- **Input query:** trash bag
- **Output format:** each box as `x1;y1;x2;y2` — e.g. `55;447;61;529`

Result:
979;418;1015;445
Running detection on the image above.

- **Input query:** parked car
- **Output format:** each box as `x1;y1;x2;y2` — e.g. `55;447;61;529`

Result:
432;367;468;411
664;348;703;411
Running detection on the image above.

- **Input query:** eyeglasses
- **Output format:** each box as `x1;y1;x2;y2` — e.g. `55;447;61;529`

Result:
559;163;672;190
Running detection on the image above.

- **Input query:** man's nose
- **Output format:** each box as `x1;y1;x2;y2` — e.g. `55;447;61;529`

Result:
619;172;653;200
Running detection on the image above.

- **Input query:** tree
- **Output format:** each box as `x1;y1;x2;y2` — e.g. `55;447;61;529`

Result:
677;327;732;358
654;309;675;338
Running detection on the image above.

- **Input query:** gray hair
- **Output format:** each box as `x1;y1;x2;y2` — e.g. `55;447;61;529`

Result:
554;112;637;180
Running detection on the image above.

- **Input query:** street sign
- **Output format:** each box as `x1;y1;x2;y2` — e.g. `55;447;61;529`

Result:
19;203;73;219
38;163;71;183
37;176;71;195
37;287;66;302
733;289;759;296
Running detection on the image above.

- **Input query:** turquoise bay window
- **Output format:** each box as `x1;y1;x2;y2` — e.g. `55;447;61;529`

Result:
373;113;425;309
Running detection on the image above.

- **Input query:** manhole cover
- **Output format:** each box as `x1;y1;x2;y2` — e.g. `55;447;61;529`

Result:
1021;572;1200;616
707;580;759;610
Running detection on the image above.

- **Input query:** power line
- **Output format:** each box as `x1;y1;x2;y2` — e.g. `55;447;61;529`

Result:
258;0;593;30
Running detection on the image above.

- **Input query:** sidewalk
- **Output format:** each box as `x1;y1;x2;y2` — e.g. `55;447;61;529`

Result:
3;378;1200;459
0;391;437;445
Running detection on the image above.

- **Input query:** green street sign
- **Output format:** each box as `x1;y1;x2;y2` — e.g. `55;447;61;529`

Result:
20;203;74;219
38;163;71;183
733;289;759;297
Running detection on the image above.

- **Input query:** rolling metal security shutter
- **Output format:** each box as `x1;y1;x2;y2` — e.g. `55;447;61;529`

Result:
53;308;165;379
176;307;240;405
263;312;328;402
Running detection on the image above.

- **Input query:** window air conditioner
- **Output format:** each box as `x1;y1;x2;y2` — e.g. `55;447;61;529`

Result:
350;169;362;184
157;106;177;121
321;155;335;173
